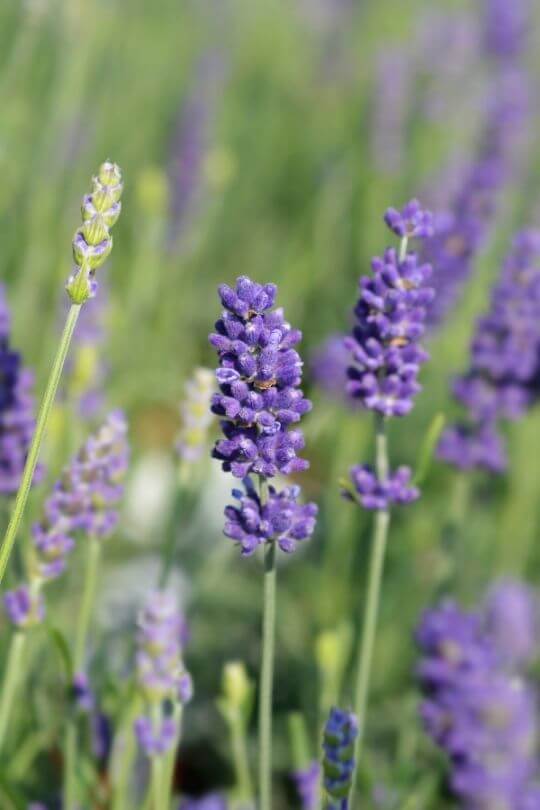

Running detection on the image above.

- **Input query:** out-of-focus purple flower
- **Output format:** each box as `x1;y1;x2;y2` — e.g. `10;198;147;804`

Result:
384;200;435;240
0;286;42;495
210;276;312;479
438;230;540;473
92;711;112;761
4;585;44;628
344;205;434;417
176;367;215;463
29;410;129;583
134;715;177;756
224;477;317;556
370;47;414;176
345;465;418;511
484;0;529;60
168;54;224;246
292;761;320;810
423;65;530;327
484;580;538;669
179;795;228;810
322;707;358;808
416;600;538;807
134;591;191;758
311;335;355;406
72;671;95;712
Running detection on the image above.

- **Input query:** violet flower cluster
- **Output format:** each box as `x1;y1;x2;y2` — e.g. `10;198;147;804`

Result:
134;591;192;757
3;411;129;628
0;285;42;496
416;597;539;808
322;707;359;809
210;276;317;556
343;200;433;508
438;230;540;473
292;761;321;810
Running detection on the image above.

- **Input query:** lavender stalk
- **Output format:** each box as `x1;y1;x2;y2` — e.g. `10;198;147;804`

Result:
0;160;123;586
209;276;318;809
341;201;435;800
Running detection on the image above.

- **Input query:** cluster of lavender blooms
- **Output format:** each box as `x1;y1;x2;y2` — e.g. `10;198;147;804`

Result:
134;591;192;757
438;230;540;473
292;761;320;810
322;707;358;809
484;0;529;61
209;276;317;555
66;161;123;305
416;584;540;808
342;200;434;507
176;367;215;463
3;411;129;628
0;286;42;495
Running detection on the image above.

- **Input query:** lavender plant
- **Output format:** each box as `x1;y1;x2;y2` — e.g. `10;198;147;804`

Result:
0;160;123;585
341;200;434;795
209;276;318;810
134;591;192;810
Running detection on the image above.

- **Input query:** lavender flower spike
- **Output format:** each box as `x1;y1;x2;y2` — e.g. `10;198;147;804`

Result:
134;591;192;758
293;762;321;810
322;707;359;809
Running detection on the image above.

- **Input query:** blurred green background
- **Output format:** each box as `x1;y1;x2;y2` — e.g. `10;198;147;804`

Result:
2;0;540;807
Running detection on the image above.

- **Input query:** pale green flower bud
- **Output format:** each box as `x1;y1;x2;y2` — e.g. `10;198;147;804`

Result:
223;661;251;709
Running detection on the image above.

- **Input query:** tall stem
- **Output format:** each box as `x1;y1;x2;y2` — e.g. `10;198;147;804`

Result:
0;303;81;586
258;475;276;810
0;631;26;753
351;414;390;802
151;755;164;810
231;711;253;804
63;536;101;810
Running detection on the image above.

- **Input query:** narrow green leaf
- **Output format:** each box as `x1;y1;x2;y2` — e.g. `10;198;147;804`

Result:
47;626;73;683
413;412;446;487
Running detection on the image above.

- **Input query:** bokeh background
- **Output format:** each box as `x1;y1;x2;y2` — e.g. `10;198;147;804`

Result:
2;0;540;807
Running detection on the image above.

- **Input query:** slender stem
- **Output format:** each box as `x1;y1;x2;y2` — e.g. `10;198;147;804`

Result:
151;755;164;810
0;631;26;753
258;474;276;810
0;303;81;586
162;704;182;808
351;414;390;803
111;695;142;810
231;711;253;804
73;537;101;672
63;536;101;810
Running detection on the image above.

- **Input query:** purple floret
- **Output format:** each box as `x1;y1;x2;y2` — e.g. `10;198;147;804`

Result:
134;715;177;756
4;585;45;628
384;199;435;240
179;795;228;810
322;707;359;806
224;477;318;556
346;465;419;511
292;761;320;810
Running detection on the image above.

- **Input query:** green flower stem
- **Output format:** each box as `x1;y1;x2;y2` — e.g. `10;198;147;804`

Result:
258;477;276;810
162;703;182;808
151;755;164;810
351;413;390;802
111;694;142;810
0;303;82;586
63;536;101;810
230;708;253;805
0;631;27;754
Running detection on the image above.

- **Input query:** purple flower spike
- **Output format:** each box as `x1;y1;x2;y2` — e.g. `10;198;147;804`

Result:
292;761;321;810
344;239;434;417
322;707;359;807
210;275;311;479
346;465;419;511
134;715;177;756
416;599;539;807
4;585;45;628
438;229;540;474
224;477;318;556
384;199;435;240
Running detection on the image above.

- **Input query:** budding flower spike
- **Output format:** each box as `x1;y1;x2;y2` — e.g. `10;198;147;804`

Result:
209;276;317;810
322;708;359;810
341;200;434;800
0;161;124;588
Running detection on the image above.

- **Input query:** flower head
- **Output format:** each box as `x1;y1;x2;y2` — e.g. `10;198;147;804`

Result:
224;477;317;556
345;465;419;510
66;161;123;304
384;199;435;239
322;707;359;808
292;761;320;810
4;585;44;628
210;276;311;478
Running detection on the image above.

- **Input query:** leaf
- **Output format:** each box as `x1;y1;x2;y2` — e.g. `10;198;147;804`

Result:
47;625;73;683
0;771;26;810
413;412;446;487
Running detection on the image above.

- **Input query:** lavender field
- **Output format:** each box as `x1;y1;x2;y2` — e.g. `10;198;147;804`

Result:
1;0;540;808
